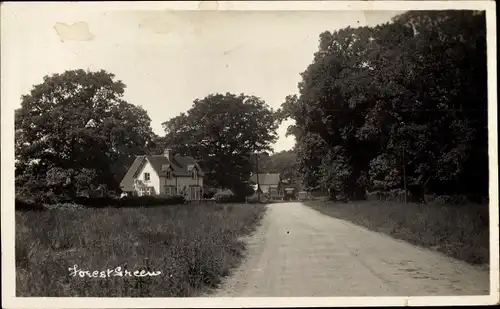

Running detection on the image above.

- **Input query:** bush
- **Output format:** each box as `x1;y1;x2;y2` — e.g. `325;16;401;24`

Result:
232;183;256;199
45;203;85;210
118;195;186;207
214;190;241;203
15;198;46;212
246;193;270;204
72;195;186;208
203;188;217;199
16;188;61;206
73;196;116;208
433;194;468;206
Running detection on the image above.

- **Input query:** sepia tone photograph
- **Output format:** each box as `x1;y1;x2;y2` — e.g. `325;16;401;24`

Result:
1;1;498;308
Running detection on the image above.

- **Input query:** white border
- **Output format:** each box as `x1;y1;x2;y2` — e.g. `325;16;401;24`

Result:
0;1;496;11
1;1;498;308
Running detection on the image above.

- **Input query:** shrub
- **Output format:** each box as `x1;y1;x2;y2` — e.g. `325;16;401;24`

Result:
16;188;60;206
203;188;217;199
45;203;85;210
113;195;186;208
447;194;469;205
433;194;468;206
15;198;46;212
74;196;116;208
424;194;438;203
232;183;256;199
246;193;270;204
72;195;186;208
214;190;240;203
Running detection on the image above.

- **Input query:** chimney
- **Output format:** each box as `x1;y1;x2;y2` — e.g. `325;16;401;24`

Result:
164;148;173;160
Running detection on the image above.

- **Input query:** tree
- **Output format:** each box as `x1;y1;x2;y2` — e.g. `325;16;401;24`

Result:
280;11;488;202
368;11;488;201
15;69;155;201
161;93;279;197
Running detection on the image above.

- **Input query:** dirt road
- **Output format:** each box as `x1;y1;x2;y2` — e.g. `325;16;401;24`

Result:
211;202;490;297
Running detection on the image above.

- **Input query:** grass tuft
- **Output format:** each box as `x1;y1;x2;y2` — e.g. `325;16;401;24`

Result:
16;203;266;297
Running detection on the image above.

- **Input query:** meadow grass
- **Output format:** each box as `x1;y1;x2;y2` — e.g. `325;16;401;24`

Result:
16;203;266;297
304;199;489;266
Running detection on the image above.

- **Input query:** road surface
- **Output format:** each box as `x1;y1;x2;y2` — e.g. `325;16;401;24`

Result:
211;202;490;297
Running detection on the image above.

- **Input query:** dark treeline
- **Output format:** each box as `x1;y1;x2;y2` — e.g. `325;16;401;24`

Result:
277;11;488;203
15;11;488;206
256;150;299;183
15;71;279;203
160;93;279;198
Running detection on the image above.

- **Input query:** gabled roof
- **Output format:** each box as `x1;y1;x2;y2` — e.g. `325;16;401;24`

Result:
249;173;280;186
120;156;145;192
120;154;204;192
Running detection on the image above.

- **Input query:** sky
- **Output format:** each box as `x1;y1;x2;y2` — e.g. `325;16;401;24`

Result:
2;4;401;152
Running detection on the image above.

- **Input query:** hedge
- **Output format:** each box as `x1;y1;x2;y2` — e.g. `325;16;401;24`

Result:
15;199;47;212
75;195;186;208
15;195;187;211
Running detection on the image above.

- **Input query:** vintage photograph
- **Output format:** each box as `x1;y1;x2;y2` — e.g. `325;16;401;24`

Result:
1;1;498;308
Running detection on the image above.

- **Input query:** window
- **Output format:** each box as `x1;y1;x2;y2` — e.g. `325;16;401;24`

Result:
164;186;176;196
166;171;172;179
190;186;201;200
144;173;150;181
192;169;197;180
139;187;153;196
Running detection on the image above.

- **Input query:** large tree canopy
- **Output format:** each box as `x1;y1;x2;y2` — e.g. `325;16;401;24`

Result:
279;11;487;202
161;92;279;195
15;69;156;201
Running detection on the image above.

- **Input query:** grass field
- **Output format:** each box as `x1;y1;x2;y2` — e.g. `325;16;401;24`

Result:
16;203;266;297
304;199;489;266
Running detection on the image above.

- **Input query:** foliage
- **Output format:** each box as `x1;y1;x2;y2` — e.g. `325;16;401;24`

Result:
73;195;186;208
15;199;47;212
15;69;156;201
214;189;239;203
279;11;488;202
246;193;271;204
202;187;218;199
15;195;187;211
161;93;279;197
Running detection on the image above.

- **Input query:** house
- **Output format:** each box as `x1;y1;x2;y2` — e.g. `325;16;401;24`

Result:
249;173;281;195
119;149;204;201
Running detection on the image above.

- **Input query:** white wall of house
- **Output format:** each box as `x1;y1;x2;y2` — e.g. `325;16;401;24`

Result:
161;172;180;188
177;176;203;200
135;160;161;195
160;169;176;195
159;173;204;199
132;161;204;199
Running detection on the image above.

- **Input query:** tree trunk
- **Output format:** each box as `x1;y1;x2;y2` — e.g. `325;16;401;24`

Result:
328;186;337;201
351;186;366;200
408;184;425;204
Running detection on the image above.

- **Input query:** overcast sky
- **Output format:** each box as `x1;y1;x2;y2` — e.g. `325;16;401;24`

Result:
2;5;400;152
